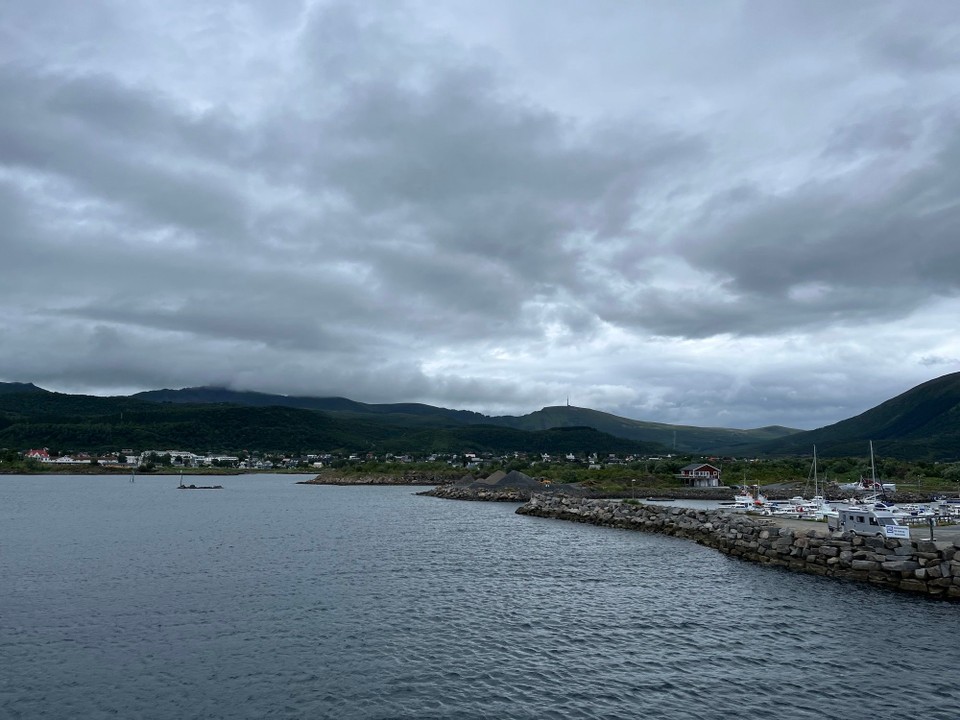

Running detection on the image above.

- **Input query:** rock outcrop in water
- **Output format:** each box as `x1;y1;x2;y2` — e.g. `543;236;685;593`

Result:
421;485;533;501
517;494;960;600
418;470;546;501
298;472;457;486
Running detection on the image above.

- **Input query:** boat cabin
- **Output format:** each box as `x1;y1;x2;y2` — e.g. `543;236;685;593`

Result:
827;507;910;539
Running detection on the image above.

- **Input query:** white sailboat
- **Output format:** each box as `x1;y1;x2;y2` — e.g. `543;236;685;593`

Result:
838;441;896;494
834;441;910;520
783;446;835;520
806;446;834;519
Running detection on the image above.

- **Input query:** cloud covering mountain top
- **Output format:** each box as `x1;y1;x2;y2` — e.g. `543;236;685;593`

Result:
2;0;960;429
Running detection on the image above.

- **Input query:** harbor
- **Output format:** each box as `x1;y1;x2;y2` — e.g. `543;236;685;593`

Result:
517;493;960;600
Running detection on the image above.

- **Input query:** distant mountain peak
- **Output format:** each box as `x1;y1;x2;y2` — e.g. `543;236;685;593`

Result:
0;382;45;395
753;371;960;460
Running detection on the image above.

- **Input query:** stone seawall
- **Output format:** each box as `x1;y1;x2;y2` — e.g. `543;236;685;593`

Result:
298;473;457;486
418;485;531;501
517;494;960;600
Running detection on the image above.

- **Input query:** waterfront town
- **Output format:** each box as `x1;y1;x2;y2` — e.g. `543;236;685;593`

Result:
11;446;686;474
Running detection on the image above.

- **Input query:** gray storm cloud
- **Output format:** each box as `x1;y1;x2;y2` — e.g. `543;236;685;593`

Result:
1;0;959;429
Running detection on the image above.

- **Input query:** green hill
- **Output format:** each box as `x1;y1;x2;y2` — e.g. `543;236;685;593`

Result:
0;389;665;456
750;372;960;461
10;372;960;461
377;424;665;456
0;390;388;453
134;387;801;451
0;382;45;395
486;405;800;452
133;386;490;426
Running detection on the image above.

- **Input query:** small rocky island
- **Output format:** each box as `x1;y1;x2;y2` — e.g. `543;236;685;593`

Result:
418;469;583;501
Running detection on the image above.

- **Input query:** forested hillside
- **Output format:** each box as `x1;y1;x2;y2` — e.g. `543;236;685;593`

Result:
0;388;665;456
747;373;960;461
7;372;960;461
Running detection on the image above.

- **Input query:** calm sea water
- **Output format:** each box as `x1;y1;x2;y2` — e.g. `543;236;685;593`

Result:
2;474;959;720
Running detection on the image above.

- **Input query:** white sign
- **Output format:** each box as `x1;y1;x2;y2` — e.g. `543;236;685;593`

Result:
883;525;910;539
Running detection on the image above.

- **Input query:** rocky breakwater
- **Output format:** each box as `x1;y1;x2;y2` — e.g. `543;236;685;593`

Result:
298;472;456;486
418;469;541;501
420;484;531;502
516;494;960;600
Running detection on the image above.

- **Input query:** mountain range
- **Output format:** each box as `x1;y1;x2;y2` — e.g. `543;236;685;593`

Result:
131;386;799;450
2;372;960;460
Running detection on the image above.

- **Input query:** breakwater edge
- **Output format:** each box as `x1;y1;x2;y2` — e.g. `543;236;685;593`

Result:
298;471;458;486
419;484;532;501
517;493;960;601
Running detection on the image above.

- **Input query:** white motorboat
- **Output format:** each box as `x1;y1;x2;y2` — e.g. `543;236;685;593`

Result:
728;485;770;513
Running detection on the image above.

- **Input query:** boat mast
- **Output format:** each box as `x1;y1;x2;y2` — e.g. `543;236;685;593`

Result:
869;439;888;500
813;445;818;497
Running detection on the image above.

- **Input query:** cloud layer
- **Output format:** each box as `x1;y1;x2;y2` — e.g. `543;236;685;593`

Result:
2;0;960;429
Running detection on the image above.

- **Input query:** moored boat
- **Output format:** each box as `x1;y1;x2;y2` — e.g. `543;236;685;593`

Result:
837;441;896;494
838;477;897;494
728;485;770;513
785;446;835;520
177;470;223;490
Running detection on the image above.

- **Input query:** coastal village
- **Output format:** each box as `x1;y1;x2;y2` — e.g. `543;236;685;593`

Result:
13;446;703;476
22;447;303;471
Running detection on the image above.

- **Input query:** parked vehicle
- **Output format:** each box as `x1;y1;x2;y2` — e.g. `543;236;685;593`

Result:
826;506;910;539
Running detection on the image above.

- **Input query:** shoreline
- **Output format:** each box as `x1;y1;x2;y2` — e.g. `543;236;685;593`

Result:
417;482;956;504
516;494;960;601
0;468;315;476
298;473;459;486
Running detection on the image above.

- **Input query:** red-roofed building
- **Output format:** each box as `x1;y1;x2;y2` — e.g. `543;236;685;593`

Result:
677;462;721;487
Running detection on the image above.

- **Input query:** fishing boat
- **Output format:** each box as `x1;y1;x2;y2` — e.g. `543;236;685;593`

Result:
727;484;769;513
177;470;223;490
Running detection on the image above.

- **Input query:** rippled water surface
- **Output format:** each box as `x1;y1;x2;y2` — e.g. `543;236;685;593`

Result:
3;474;959;719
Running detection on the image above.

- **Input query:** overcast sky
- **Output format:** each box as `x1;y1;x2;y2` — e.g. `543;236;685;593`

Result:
2;1;960;430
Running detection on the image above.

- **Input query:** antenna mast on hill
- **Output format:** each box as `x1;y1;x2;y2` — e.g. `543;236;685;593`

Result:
566;395;570;407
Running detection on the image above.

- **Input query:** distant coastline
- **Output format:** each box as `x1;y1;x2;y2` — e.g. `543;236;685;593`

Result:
0;466;313;476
